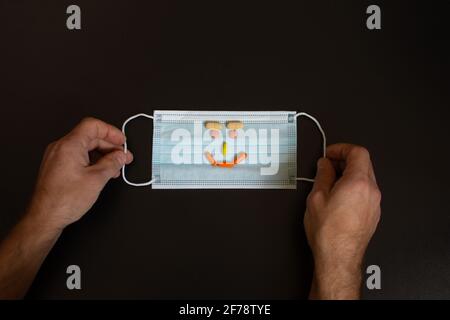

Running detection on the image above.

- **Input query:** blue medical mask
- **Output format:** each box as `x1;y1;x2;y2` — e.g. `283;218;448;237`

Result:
122;110;325;189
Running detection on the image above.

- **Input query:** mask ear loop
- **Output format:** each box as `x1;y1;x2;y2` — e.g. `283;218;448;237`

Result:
121;113;156;186
295;112;327;183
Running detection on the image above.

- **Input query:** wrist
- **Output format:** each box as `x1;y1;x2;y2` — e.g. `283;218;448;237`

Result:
25;200;67;235
310;254;363;300
5;205;65;263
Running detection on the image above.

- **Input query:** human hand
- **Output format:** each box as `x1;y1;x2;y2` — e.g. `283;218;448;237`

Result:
27;118;133;231
304;143;381;299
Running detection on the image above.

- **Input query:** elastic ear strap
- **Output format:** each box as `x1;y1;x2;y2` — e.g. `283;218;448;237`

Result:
122;113;155;187
295;112;327;183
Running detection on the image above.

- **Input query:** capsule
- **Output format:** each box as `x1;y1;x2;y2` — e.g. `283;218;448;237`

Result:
226;121;244;130
216;162;235;168
204;151;216;166
234;152;247;164
205;121;223;130
222;142;227;156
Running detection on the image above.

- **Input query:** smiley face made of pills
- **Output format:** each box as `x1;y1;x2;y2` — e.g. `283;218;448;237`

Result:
204;121;247;168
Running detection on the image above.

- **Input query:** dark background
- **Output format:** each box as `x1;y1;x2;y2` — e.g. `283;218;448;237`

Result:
0;0;449;299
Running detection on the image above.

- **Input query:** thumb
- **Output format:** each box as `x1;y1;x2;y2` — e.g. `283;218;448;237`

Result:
311;158;336;195
89;150;128;185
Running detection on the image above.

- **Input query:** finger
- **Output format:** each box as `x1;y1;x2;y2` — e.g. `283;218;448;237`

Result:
70;117;126;149
368;162;377;183
112;170;121;179
311;158;336;195
124;149;133;164
328;159;344;174
88;150;132;184
326;143;375;181
88;139;124;154
89;146;133;166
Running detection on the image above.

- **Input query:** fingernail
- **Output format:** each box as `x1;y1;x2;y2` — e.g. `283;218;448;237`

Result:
126;150;134;162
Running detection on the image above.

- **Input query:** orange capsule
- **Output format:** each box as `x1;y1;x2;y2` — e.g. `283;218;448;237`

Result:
204;151;216;166
234;152;247;164
216;162;235;168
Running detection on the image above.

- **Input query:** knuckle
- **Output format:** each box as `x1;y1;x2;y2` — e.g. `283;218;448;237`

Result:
45;140;58;152
373;186;382;203
79;117;100;130
376;209;382;224
54;138;73;153
50;137;79;157
351;177;381;202
351;145;370;159
50;140;63;152
307;190;325;207
351;176;372;194
80;117;97;125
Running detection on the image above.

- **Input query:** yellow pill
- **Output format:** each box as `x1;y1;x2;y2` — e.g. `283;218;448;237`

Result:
226;121;244;130
205;121;223;130
222;142;227;156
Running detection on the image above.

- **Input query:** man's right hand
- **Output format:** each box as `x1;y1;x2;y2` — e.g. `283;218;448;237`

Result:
304;143;381;299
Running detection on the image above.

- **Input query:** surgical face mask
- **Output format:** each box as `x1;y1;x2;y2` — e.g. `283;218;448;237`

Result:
122;110;325;189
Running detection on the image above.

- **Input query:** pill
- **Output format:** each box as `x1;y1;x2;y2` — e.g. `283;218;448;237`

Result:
228;130;238;139
216;162;235;168
209;129;220;139
234;152;247;164
226;121;244;130
204;151;216;166
222;142;227;156
205;121;223;130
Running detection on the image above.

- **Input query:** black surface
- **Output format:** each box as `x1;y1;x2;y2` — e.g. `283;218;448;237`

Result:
1;0;449;299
